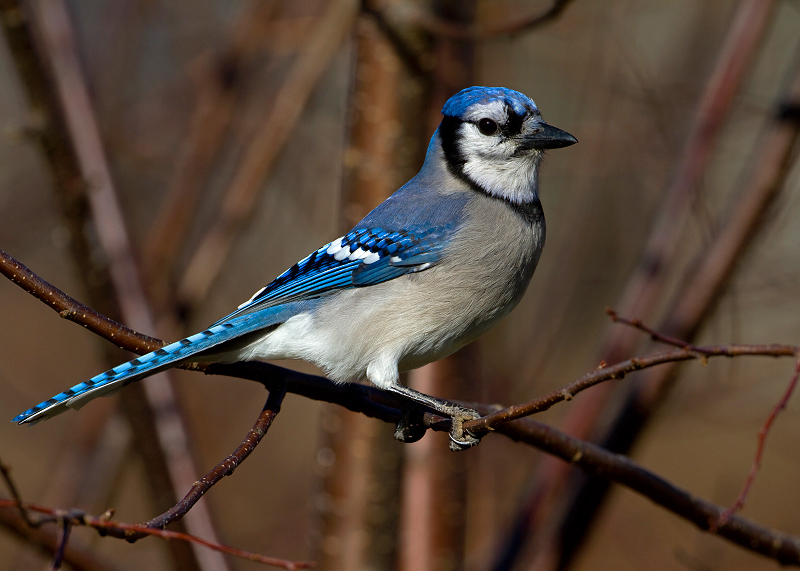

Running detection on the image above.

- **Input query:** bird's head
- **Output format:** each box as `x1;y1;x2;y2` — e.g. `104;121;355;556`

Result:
436;86;576;204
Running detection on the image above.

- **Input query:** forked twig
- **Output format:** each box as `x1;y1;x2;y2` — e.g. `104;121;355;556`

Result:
0;500;315;569
611;310;800;530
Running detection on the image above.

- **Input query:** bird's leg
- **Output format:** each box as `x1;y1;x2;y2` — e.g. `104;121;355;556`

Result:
387;384;483;452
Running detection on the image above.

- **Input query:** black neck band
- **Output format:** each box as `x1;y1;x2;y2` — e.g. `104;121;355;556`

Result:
438;116;543;226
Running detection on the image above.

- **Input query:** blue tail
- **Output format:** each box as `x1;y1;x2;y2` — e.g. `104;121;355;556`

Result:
13;304;304;425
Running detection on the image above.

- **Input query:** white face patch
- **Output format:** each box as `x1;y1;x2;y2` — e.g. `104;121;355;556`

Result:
457;118;543;204
443;96;547;204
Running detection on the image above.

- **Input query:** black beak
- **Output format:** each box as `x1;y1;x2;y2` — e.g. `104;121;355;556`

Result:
519;123;577;150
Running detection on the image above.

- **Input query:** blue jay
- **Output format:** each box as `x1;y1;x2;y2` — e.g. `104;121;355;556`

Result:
14;86;576;451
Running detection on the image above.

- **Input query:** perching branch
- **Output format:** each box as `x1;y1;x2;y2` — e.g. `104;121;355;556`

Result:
464;337;798;436
5;247;800;566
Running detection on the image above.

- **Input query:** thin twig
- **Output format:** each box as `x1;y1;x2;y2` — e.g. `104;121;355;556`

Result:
0;453;39;528
611;311;800;526
0;501;315;569
140;387;287;536
0;248;164;353
606;307;697;350
717;354;800;526
464;342;798;435
51;517;71;570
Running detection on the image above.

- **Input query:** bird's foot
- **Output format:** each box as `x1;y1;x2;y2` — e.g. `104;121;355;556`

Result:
393;407;427;444
448;407;483;452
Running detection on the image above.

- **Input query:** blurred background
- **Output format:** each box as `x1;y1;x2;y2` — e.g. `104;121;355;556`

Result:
1;0;800;570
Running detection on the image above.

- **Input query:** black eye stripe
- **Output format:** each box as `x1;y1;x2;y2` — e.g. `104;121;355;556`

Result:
472;112;526;138
502;110;524;137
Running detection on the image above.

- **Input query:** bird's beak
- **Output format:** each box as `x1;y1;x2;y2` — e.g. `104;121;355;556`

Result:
518;123;577;150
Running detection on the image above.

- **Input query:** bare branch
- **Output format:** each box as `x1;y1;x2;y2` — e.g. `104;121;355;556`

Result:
139;388;285;538
6;245;800;565
0;248;164;353
465;342;798;434
0;507;113;571
717;355;800;526
494;419;800;565
0;501;315;569
50;517;71;571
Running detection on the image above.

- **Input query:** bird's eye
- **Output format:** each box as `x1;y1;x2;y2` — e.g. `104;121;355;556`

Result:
478;118;498;135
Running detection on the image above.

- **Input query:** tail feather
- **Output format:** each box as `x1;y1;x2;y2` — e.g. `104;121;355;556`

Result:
14;305;303;425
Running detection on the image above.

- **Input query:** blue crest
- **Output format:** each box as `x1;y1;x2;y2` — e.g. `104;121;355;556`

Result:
441;86;536;118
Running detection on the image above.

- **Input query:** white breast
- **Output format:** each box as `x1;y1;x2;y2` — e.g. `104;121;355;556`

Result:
237;194;544;390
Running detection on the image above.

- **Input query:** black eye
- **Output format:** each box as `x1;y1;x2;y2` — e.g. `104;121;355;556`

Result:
478;118;498;135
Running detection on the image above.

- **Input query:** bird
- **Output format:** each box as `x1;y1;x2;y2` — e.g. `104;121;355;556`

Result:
14;86;576;451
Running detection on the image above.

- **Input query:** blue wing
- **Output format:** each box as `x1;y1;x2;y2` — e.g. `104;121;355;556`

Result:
15;225;454;425
215;226;451;323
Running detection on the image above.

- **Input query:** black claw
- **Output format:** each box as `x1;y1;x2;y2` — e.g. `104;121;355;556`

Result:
393;407;427;443
448;432;480;451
